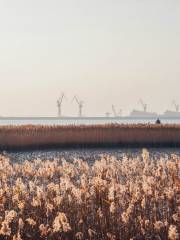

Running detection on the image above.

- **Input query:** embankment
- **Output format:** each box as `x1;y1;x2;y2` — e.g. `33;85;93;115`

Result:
0;124;180;150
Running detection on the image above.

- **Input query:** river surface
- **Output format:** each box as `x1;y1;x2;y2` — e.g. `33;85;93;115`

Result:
0;117;180;125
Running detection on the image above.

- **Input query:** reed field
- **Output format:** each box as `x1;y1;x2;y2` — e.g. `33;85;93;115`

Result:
0;124;180;149
0;149;179;240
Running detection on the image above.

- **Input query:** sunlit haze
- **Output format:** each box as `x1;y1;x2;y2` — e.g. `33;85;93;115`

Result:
0;0;180;117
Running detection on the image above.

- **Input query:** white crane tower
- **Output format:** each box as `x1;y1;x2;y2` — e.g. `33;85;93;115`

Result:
172;100;179;112
57;93;66;117
112;105;122;117
112;105;117;117
72;95;84;117
138;99;147;112
118;109;122;117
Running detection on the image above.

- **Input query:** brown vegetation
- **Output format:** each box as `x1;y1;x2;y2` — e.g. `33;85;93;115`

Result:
0;150;179;239
0;124;180;149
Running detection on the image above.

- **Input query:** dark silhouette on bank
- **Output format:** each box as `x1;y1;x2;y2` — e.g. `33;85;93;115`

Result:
156;118;161;124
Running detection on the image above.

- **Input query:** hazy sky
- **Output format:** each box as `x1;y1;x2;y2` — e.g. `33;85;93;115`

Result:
0;0;180;117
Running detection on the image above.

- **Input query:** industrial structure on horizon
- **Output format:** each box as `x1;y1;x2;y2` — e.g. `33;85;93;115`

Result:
56;95;180;118
57;93;66;118
130;99;158;118
57;94;84;118
129;100;180;118
72;95;84;117
103;99;180;119
130;100;180;118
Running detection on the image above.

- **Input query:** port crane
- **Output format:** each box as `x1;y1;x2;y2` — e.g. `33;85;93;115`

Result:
118;109;122;117
112;105;118;117
172;100;179;112
112;105;122;117
72;95;84;117
138;99;147;112
57;93;66;117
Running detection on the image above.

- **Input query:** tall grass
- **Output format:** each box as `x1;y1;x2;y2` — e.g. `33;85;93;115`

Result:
0;124;180;149
0;150;179;239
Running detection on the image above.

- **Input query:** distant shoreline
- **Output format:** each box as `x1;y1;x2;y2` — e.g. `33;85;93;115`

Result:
1;116;180;120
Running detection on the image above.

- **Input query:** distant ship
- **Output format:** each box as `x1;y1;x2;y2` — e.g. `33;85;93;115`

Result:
128;99;158;118
162;101;180;118
130;110;158;118
162;110;180;118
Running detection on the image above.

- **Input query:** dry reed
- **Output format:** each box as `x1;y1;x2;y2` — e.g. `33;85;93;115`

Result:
0;124;180;149
0;150;179;239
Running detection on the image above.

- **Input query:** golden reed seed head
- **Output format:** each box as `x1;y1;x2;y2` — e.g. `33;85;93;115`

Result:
0;150;178;239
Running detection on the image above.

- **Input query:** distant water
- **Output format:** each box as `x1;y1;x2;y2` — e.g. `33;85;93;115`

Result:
0;117;180;125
